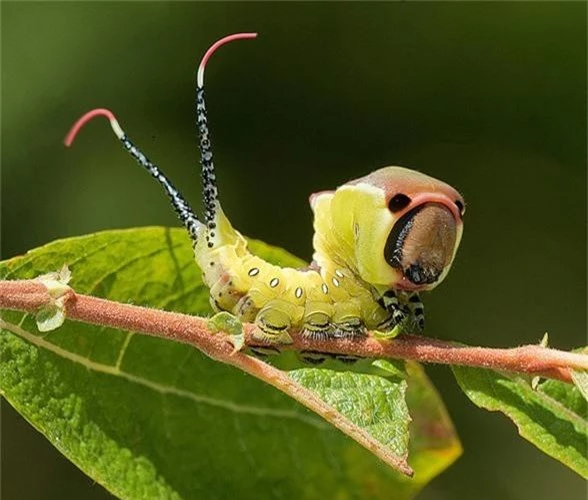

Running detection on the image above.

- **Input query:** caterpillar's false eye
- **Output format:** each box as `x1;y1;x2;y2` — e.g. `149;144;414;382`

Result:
455;200;465;216
388;193;412;212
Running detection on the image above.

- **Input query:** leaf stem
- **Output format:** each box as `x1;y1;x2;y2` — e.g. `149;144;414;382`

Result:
0;279;585;386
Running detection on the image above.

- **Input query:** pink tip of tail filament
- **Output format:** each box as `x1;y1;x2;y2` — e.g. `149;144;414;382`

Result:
198;32;258;87
64;108;120;147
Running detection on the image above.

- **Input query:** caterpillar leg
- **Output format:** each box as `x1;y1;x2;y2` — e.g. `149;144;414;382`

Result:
299;351;329;365
407;292;425;332
376;290;409;331
299;350;362;366
252;305;294;345
301;311;335;341
331;300;366;339
235;295;258;322
333;317;366;339
249;346;282;359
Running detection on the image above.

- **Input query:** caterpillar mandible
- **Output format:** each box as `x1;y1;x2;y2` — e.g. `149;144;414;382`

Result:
65;33;465;346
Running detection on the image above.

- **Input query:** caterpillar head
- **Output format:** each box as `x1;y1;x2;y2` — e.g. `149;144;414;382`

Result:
311;166;464;292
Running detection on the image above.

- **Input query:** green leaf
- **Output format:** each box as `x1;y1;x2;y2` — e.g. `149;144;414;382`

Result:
1;227;460;499
289;360;410;459
572;370;588;402
453;365;588;478
571;347;588;402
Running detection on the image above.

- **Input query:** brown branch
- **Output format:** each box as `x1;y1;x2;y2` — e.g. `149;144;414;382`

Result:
1;279;586;387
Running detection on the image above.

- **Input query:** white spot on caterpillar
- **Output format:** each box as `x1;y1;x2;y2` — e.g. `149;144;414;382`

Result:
332;277;340;287
335;270;344;279
321;284;329;294
270;278;280;288
295;287;303;299
248;268;260;277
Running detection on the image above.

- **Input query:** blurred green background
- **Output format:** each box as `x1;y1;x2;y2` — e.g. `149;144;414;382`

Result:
1;2;586;499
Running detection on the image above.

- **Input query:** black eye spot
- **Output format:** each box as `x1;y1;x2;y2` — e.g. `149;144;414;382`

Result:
455;200;465;215
388;194;411;212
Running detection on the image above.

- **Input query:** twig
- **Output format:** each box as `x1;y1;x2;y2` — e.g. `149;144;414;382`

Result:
0;279;586;384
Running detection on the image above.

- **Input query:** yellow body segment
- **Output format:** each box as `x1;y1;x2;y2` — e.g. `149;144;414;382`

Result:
195;205;388;342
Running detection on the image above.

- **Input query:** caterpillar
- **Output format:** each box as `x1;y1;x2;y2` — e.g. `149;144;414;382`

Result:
65;33;465;348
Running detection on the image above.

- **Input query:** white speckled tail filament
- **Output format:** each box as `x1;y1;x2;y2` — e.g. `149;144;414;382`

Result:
64;108;203;242
195;33;258;232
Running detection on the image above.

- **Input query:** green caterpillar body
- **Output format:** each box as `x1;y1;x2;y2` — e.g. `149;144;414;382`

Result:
195;166;464;344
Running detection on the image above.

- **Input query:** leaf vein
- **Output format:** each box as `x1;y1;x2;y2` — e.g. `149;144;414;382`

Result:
0;319;327;429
